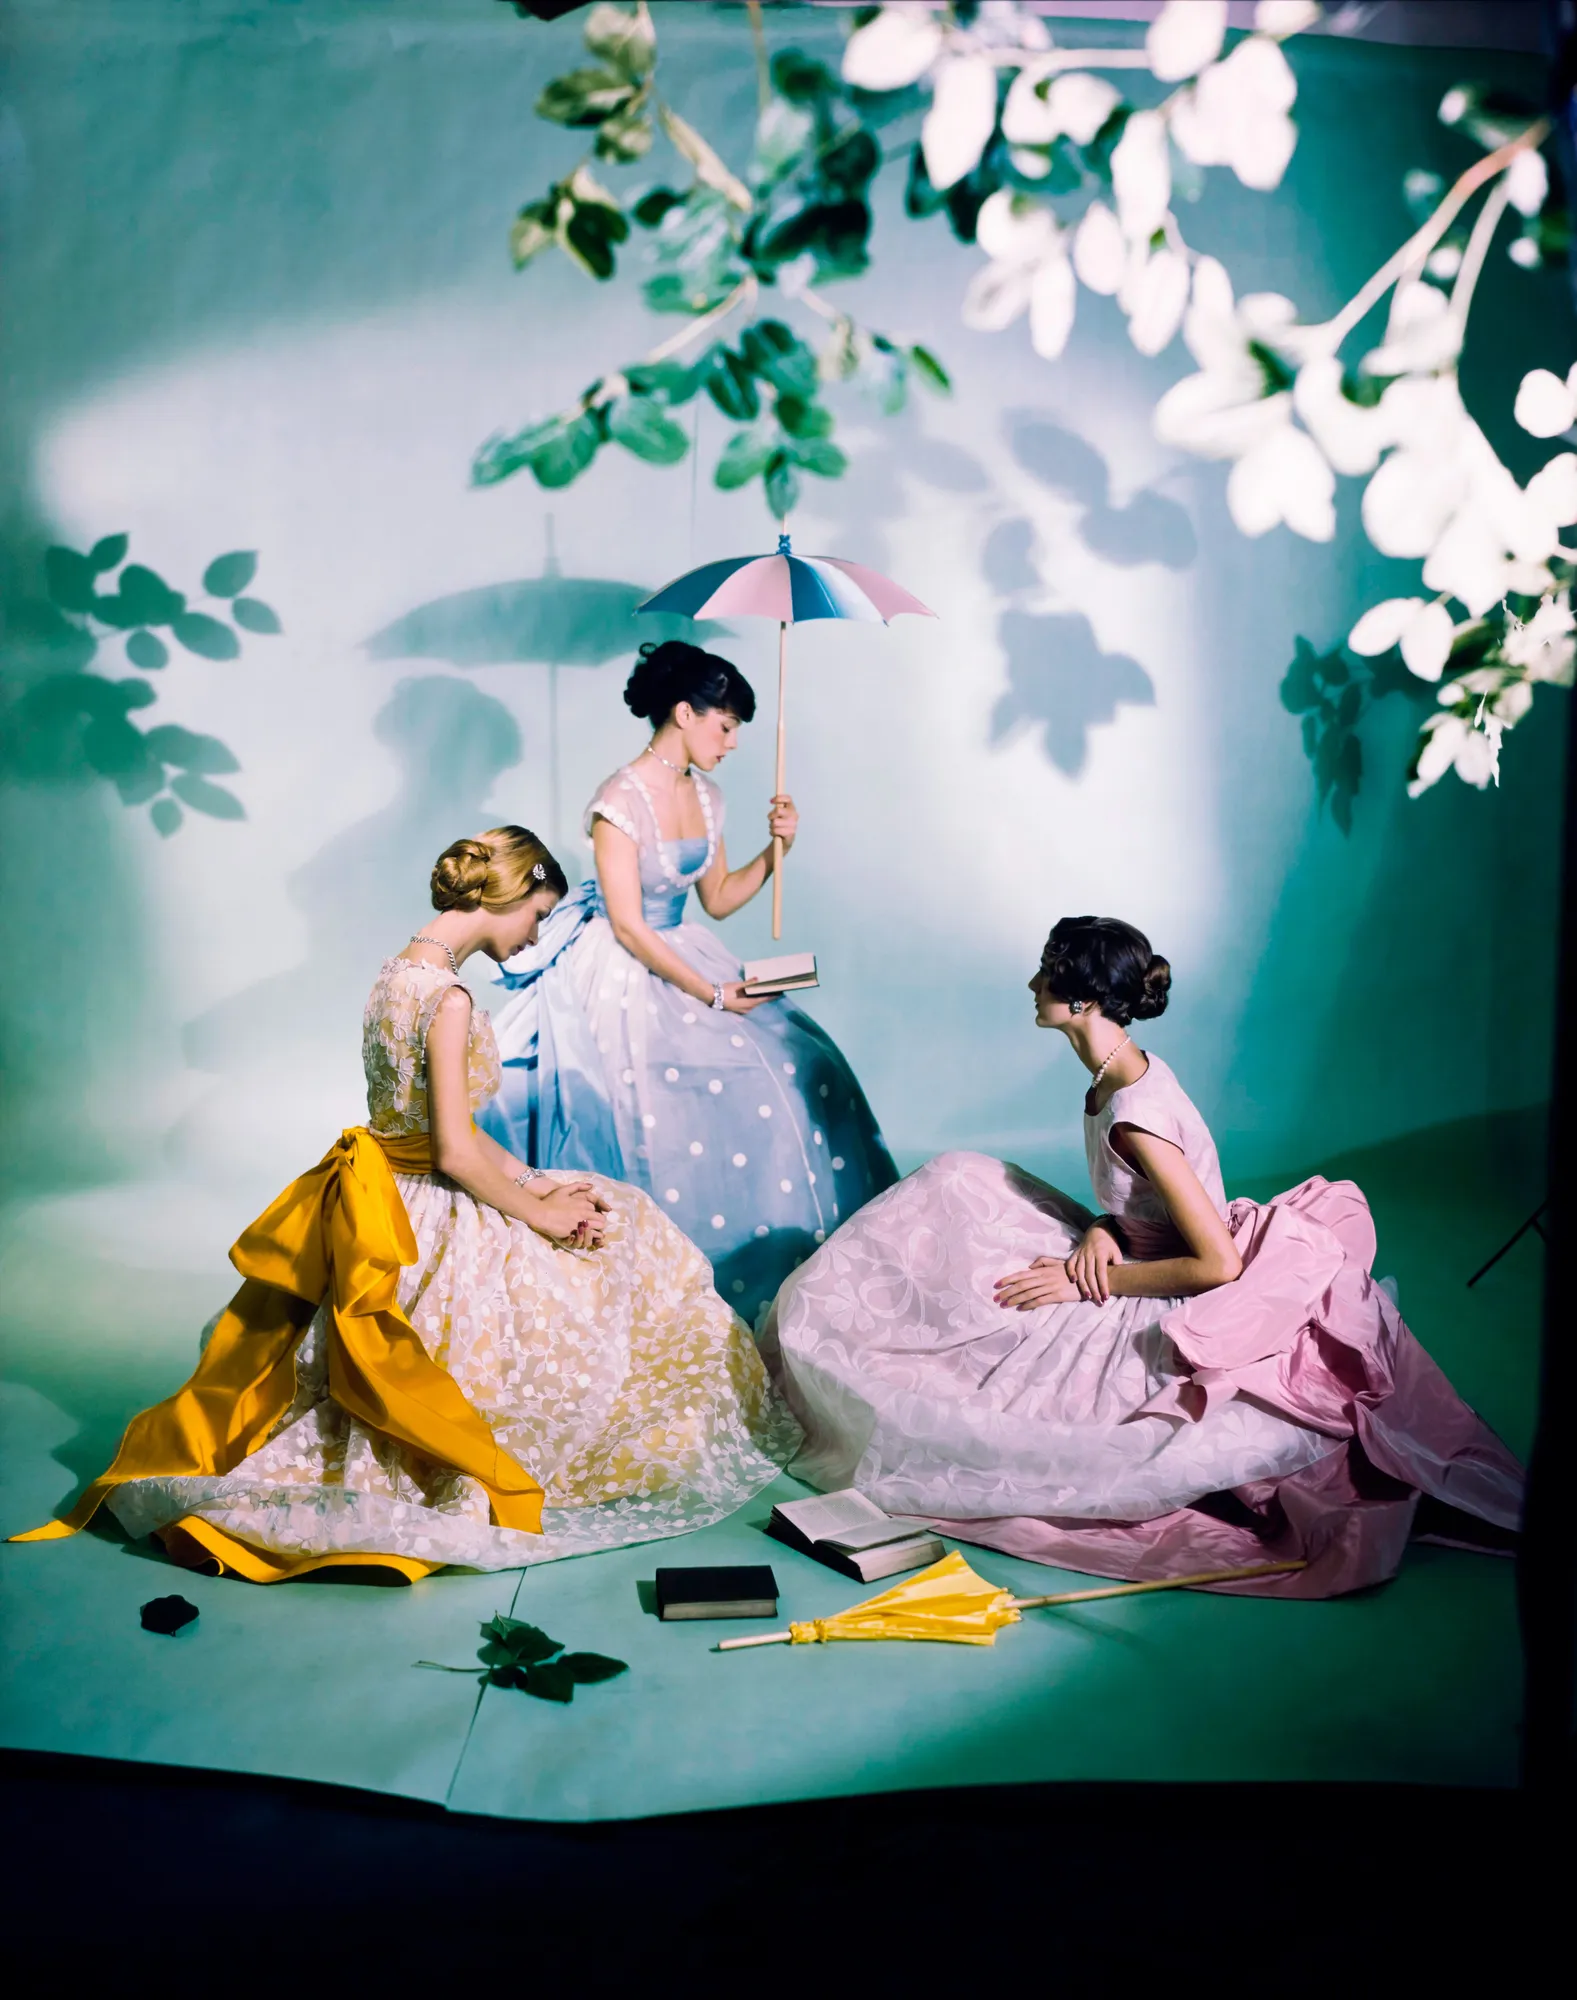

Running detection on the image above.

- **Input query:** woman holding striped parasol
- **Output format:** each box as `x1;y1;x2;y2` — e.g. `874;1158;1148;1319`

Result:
480;638;896;1326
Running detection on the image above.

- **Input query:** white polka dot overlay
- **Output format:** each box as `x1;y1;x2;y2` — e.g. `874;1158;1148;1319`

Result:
711;1214;725;1229
758;1104;772;1119
689;1141;704;1156
730;1034;745;1048
779;1179;792;1193
708;1079;723;1095
665;1067;679;1082
641;1113;657;1129
754;1224;770;1239
664;1189;679;1203
782;1062;795;1075
732;1152;747;1167
831;1156;845;1171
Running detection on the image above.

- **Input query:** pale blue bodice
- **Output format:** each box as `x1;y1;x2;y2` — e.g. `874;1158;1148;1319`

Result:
583;836;707;931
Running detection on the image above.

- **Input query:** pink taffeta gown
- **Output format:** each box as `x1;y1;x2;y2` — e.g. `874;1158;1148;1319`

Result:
762;1054;1522;1597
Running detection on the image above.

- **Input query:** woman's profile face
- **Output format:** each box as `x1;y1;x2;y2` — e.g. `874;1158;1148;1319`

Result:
487;886;561;963
1029;961;1072;1029
677;703;743;770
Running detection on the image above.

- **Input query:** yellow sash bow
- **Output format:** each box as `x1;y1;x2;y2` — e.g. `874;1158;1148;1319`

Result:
11;1127;544;1549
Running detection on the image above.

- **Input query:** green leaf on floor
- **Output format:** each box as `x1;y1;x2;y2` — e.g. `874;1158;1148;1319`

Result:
419;1614;629;1702
479;1614;562;1669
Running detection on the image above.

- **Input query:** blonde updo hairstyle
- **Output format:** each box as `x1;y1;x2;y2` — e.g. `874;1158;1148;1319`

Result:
429;826;567;914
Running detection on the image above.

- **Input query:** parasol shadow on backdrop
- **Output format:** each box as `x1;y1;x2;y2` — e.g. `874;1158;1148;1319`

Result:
175;675;523;1122
363;566;727;850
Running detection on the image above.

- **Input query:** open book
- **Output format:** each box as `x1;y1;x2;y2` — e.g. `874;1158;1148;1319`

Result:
741;952;819;997
765;1489;944;1583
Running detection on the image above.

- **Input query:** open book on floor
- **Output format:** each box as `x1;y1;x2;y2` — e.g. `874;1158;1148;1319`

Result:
765;1489;945;1582
741;952;818;997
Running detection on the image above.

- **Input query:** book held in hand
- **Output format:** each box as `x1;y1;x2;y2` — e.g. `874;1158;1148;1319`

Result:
765;1489;946;1583
654;1564;780;1621
741;952;819;997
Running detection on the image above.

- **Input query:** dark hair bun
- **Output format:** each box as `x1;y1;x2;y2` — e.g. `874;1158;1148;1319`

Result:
1039;916;1170;1027
1130;953;1172;1021
624;639;756;727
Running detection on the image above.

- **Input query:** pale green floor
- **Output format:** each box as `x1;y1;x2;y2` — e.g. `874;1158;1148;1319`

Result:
0;1113;1542;1820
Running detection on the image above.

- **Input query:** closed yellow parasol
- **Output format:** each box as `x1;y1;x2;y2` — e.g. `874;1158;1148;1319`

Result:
715;1548;1306;1652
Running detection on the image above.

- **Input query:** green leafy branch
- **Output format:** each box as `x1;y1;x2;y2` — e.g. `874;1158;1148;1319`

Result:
2;537;282;836
1278;552;1573;830
476;3;949;519
417;1613;628;1704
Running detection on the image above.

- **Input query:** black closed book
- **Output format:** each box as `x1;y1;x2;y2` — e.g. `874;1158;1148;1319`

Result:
654;1564;779;1621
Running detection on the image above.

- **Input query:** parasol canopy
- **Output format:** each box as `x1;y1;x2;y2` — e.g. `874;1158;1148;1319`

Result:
638;536;934;626
638;534;934;938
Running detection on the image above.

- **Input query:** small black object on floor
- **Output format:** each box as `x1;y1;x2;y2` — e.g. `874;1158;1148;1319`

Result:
139;1595;199;1635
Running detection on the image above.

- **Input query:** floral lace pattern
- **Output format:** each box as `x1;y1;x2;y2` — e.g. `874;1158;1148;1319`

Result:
108;958;799;1571
362;956;500;1135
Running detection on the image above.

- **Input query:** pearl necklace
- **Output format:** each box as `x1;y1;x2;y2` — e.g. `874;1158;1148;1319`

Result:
1084;1033;1132;1114
623;762;717;891
647;743;691;776
410;933;459;975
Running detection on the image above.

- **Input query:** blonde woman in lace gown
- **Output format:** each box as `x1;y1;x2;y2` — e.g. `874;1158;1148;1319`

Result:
16;827;797;1581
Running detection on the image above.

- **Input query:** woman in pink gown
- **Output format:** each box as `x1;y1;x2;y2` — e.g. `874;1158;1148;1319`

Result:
763;916;1522;1596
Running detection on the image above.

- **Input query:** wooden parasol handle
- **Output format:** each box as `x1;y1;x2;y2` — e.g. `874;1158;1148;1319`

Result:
1009;1559;1307;1609
771;618;786;941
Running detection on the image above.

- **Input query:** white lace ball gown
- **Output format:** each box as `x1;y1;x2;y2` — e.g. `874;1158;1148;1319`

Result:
108;956;799;1572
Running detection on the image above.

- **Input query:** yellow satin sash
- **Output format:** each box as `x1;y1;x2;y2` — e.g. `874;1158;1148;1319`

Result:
10;1127;545;1558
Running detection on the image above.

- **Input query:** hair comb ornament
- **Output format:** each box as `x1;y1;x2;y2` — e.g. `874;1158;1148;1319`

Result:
532;861;547;881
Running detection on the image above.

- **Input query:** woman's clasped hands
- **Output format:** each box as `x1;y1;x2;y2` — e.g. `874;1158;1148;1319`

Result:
532;1179;609;1250
994;1222;1125;1312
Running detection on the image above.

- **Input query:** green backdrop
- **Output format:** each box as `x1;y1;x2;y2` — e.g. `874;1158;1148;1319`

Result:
0;0;1566;1221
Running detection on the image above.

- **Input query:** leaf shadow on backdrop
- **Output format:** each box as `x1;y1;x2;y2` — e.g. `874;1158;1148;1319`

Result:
1006;415;1198;574
175;678;525;1140
799;418;994;572
980;415;1200;777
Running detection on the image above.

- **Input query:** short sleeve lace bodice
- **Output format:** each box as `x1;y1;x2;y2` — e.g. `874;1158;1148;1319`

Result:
363;957;501;1135
584;762;724;891
1084;1053;1227;1256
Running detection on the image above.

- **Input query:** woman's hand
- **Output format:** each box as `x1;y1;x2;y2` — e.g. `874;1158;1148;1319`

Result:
1066;1222;1125;1304
719;981;767;1014
993;1256;1082;1311
768;794;798;852
531;1180;609;1248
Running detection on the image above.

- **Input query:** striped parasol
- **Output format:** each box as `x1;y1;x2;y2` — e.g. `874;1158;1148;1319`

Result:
638;534;934;938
